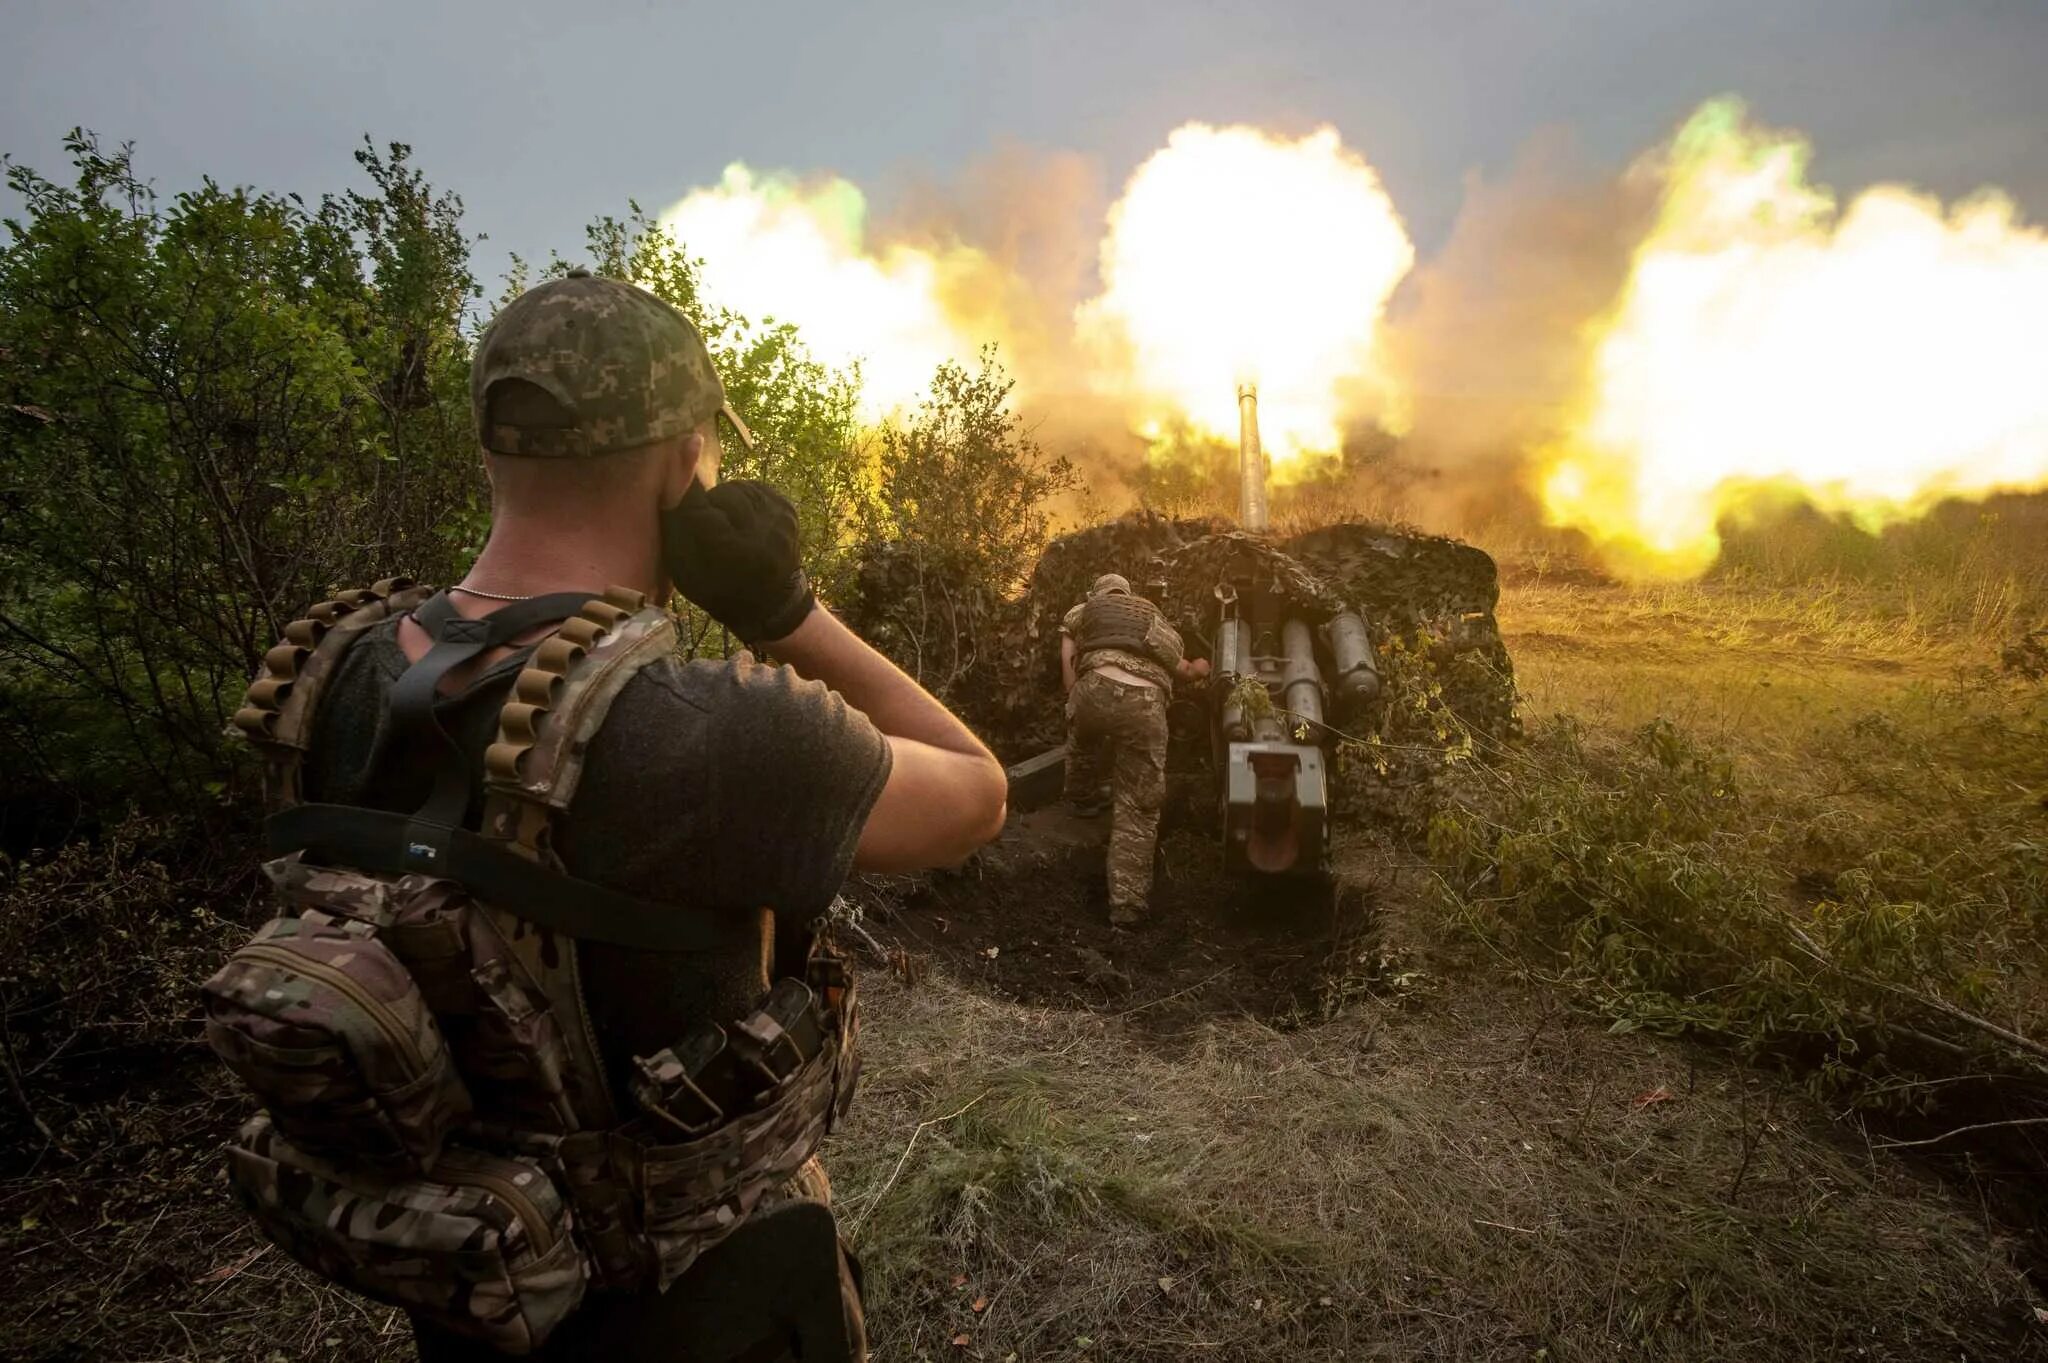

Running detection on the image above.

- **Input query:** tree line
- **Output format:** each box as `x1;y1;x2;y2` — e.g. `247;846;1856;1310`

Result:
0;131;1072;848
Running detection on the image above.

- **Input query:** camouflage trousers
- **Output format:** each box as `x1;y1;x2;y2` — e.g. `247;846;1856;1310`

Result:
1065;671;1169;918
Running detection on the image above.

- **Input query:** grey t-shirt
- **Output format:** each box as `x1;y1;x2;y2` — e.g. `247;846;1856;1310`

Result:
303;617;890;1091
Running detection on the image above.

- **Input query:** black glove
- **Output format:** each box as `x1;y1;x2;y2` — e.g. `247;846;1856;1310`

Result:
660;480;816;645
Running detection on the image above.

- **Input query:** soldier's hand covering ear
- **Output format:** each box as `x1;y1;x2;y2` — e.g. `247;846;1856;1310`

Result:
661;480;815;645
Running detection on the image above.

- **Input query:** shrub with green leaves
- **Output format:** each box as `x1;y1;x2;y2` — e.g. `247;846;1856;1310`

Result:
1428;683;2048;1111
0;134;1079;824
1;132;483;819
843;351;1078;696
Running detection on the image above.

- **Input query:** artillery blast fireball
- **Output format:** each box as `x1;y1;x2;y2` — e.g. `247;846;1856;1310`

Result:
657;164;1002;417
1076;123;1415;474
655;106;2048;566
657;126;1417;482
1544;99;2048;578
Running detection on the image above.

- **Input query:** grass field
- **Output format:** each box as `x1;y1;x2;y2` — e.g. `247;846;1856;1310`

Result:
820;534;2048;1361
3;511;2044;1361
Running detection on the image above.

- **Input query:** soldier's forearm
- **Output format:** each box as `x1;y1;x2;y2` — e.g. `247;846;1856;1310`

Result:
767;603;991;761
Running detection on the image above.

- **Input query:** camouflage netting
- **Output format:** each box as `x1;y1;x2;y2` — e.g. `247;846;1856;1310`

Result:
1283;521;1520;757
1015;510;1230;645
1157;532;1346;628
1283;523;1503;630
845;511;1519;768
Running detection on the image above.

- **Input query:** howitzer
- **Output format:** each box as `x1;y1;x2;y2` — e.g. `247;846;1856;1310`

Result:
1001;386;1383;883
1207;384;1376;877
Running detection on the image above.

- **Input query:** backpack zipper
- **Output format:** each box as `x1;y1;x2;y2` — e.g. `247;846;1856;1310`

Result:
432;1149;557;1256
237;941;429;1074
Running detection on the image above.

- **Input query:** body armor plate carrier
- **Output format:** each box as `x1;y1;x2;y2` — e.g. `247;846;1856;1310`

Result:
1074;592;1184;674
206;580;860;1355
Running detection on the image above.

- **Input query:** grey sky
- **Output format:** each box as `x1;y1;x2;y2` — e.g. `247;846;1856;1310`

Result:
6;0;2045;285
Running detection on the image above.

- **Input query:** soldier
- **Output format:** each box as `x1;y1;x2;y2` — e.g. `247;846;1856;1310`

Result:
214;269;1007;1361
1060;573;1208;925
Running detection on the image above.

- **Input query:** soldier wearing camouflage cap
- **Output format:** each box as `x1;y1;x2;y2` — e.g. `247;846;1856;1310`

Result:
473;266;755;460
221;267;1007;1362
1060;572;1209;926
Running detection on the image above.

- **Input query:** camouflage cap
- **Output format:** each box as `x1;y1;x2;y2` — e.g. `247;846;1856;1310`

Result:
472;268;751;457
1090;573;1132;597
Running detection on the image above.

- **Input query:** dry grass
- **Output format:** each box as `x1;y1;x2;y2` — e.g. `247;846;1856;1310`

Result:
3;844;2044;1362
1502;564;2044;764
833;963;2042;1361
0;1065;411;1363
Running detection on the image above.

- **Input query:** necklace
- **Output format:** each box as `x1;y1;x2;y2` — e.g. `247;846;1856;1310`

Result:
449;584;536;602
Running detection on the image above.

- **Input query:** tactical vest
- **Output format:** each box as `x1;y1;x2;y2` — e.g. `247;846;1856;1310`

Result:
1074;593;1184;675
204;580;859;1354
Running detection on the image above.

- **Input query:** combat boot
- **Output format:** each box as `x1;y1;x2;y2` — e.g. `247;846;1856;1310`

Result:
1108;899;1146;928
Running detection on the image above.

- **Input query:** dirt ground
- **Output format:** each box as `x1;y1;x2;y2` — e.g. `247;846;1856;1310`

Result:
877;792;1379;1033
831;794;2044;1361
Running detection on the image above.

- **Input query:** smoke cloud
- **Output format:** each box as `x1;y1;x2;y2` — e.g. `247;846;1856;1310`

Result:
1377;129;1657;538
657;104;2048;565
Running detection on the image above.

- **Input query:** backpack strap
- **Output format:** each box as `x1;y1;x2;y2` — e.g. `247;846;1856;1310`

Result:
258;585;740;951
233;578;434;808
471;586;684;1134
385;589;608;833
262;805;742;951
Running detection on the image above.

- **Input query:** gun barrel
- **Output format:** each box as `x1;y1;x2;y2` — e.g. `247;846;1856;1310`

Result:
1236;383;1269;533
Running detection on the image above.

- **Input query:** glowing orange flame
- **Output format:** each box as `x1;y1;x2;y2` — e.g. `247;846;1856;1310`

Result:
657;165;998;416
1076;123;1416;472
1545;99;2048;577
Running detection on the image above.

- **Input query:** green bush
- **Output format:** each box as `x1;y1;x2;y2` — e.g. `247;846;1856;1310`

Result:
0;134;1078;823
844;350;1077;696
0;132;483;818
1428;684;2048;1110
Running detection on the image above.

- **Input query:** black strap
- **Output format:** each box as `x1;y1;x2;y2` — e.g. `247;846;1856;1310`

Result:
388;591;600;829
271;589;737;952
267;803;744;952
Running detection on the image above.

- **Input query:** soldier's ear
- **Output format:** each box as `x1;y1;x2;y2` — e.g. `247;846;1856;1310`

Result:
657;429;710;510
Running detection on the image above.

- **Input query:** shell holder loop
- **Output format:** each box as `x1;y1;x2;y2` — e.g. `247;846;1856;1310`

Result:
480;591;675;865
232;578;429;804
262;588;748;953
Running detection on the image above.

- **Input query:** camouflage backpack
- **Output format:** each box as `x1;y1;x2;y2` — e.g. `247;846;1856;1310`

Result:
204;580;859;1354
